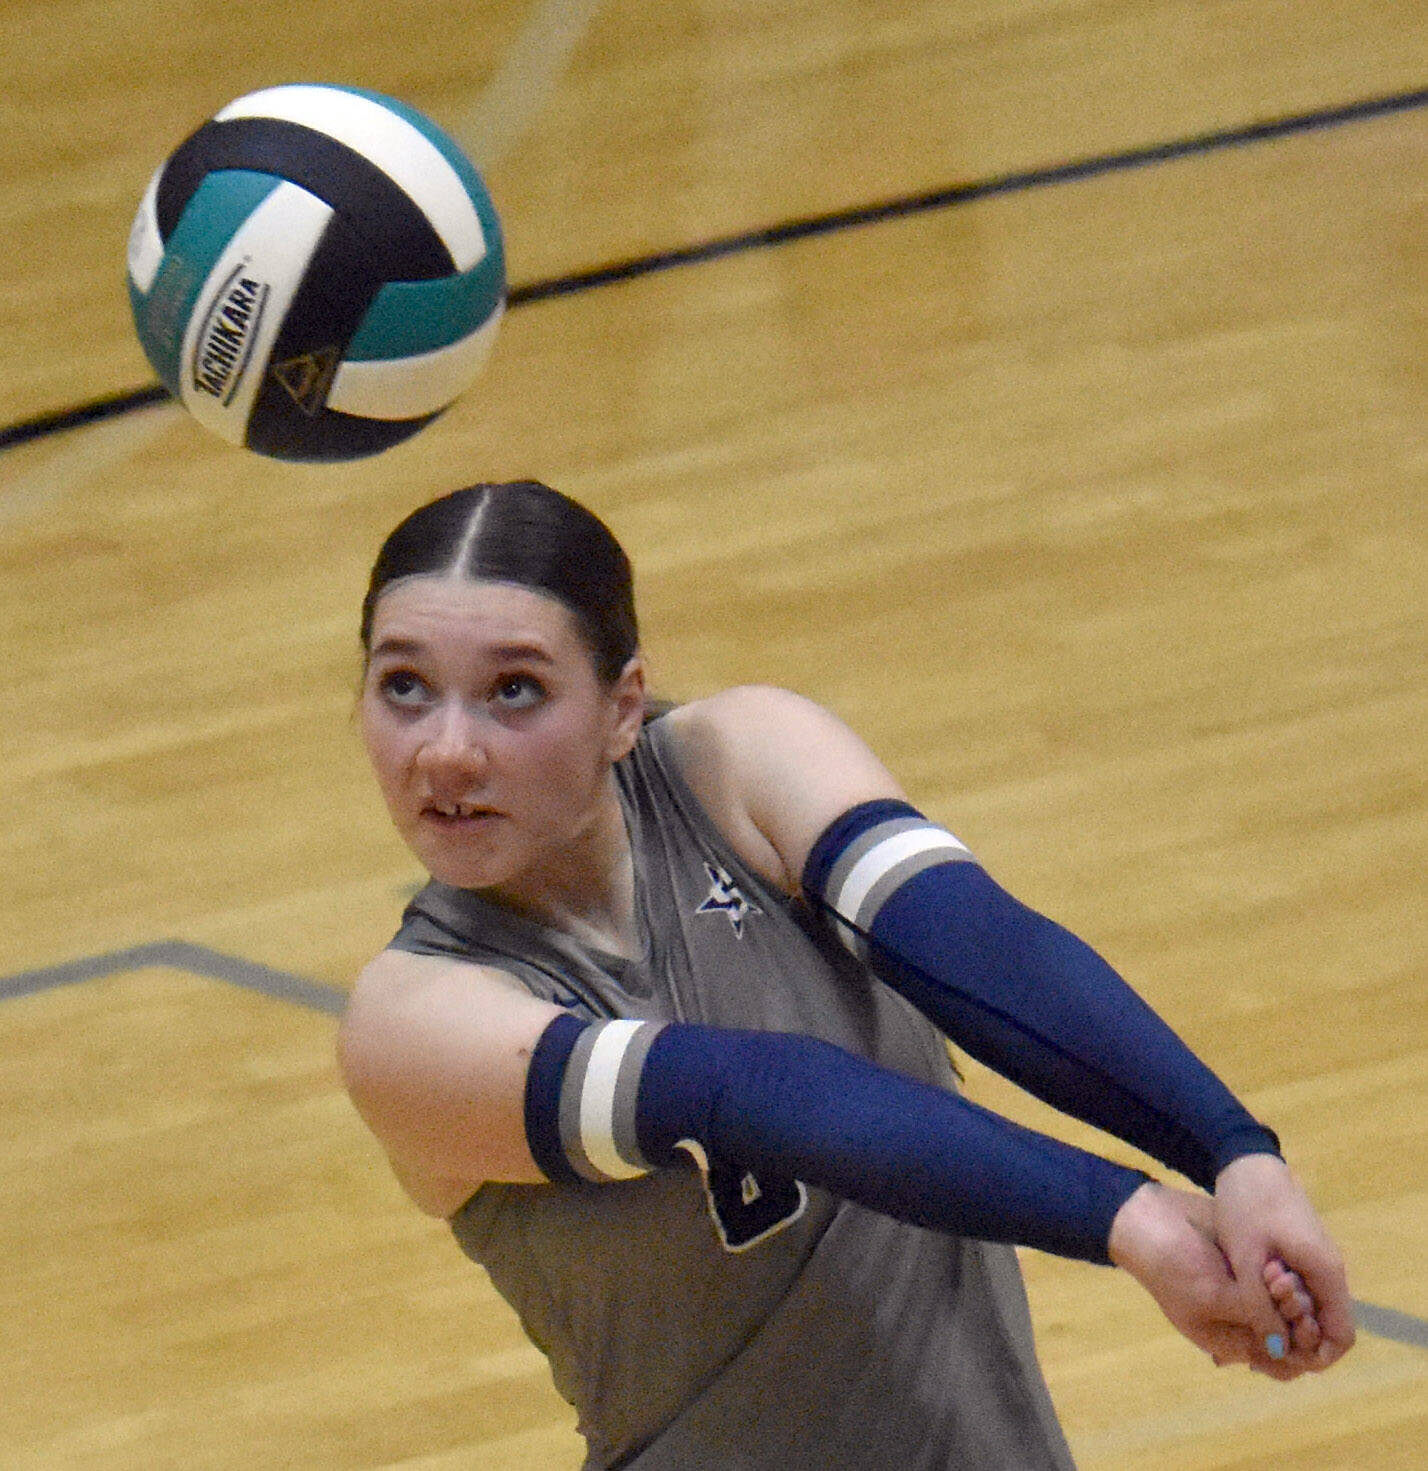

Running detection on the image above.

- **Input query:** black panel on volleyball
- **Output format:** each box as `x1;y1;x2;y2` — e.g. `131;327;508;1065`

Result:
242;211;430;461
156;118;456;280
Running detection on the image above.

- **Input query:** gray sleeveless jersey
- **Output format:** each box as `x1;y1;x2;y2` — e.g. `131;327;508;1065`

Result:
390;717;1077;1471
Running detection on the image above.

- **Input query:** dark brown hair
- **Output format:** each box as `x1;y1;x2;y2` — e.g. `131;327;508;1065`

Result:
360;481;639;683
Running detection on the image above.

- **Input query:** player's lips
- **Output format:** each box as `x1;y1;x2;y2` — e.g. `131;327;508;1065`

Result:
420;800;501;828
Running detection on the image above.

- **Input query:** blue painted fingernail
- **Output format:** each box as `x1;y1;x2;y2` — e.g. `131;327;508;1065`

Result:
1265;1334;1286;1360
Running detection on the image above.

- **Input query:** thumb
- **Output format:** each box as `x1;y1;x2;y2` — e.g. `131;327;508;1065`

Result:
1200;1321;1256;1367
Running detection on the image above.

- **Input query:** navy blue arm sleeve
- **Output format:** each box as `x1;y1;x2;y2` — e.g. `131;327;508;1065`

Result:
522;1012;1151;1264
803;801;1281;1192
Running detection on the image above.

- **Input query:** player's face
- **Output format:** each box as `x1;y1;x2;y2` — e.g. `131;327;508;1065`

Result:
361;576;644;894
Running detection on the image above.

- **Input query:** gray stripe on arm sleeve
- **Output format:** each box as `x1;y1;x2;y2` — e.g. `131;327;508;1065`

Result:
558;1021;606;1181
558;1019;666;1183
610;1020;664;1174
823;824;977;960
821;817;929;908
854;844;979;932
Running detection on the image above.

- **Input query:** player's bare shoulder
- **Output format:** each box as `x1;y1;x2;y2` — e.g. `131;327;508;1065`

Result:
339;948;562;1211
342;947;522;1063
663;687;906;892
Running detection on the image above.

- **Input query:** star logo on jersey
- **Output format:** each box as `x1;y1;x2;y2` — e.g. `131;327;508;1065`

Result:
696;861;761;938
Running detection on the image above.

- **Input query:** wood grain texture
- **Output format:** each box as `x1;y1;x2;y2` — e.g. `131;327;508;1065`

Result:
0;0;1423;1465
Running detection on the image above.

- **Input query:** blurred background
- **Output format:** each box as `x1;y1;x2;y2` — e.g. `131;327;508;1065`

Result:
1;1;1425;1466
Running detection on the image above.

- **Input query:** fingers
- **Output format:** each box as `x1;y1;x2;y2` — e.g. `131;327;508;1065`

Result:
1212;1153;1357;1374
1217;1229;1329;1365
1264;1258;1312;1318
1291;1315;1323;1356
1298;1254;1357;1367
1191;1251;1341;1380
1202;1323;1307;1381
1200;1253;1319;1379
1315;1319;1353;1364
1109;1183;1335;1383
1225;1240;1295;1346
1264;1258;1322;1355
1268;1245;1356;1369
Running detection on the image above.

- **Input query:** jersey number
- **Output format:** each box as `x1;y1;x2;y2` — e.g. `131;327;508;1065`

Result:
702;1155;807;1252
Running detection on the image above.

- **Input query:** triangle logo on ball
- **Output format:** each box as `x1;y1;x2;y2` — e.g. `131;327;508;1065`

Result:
272;347;340;416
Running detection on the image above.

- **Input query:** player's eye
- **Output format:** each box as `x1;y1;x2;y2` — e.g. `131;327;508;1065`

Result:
492;674;546;711
378;669;431;708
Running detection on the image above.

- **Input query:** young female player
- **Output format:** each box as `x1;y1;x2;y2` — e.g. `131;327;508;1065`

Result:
339;481;1353;1470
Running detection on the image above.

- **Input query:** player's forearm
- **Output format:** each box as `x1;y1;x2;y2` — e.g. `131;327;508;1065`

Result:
525;1012;1148;1263
802;800;1281;1190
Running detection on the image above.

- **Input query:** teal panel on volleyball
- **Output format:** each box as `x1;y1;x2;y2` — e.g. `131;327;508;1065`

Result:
128;170;284;396
345;250;505;360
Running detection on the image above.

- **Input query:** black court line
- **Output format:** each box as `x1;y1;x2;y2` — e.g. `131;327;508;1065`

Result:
3;83;1427;456
3;941;1427;1356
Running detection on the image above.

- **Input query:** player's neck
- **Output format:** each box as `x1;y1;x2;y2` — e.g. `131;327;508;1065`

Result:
489;782;640;959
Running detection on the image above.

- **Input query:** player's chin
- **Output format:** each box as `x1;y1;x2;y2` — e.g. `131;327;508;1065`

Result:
410;815;516;890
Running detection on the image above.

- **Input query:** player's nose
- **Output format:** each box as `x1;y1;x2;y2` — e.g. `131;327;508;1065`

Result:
414;700;489;780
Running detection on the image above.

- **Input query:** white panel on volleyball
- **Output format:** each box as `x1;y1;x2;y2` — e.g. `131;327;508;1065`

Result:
126;167;165;295
215;86;488;272
327;306;504;421
177;183;334;445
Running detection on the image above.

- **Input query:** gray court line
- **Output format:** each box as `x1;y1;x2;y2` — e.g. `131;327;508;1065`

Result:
5;943;1426;1355
0;940;346;1015
1354;1299;1428;1352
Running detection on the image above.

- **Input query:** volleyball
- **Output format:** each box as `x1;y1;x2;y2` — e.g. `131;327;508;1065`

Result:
126;84;505;462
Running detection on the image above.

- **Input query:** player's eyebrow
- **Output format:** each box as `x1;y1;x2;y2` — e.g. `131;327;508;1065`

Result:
487;643;557;665
369;637;426;660
369;636;556;664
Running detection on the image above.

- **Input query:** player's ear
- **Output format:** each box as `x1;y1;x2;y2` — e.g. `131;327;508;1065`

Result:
606;656;648;761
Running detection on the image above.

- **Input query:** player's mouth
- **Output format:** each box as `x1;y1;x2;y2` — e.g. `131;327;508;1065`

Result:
420;800;500;830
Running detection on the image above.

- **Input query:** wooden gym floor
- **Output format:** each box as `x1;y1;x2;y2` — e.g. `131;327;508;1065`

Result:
0;1;1424;1466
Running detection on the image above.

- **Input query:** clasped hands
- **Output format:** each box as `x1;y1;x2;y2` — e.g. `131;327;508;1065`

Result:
1107;1154;1355;1380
